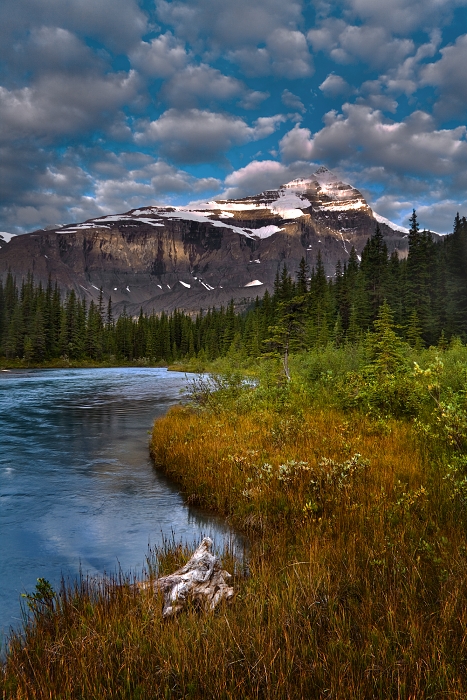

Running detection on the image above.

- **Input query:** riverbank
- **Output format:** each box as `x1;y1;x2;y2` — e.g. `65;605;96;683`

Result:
0;357;170;371
3;344;467;698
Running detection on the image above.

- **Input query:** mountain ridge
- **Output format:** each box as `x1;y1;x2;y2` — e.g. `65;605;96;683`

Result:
0;168;414;315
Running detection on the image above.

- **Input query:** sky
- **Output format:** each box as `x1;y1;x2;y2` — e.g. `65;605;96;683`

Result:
1;0;467;235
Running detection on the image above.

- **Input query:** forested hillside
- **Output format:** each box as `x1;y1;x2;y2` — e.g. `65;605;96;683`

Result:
1;212;466;365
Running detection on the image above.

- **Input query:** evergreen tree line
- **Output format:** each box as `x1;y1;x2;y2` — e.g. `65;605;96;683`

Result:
255;210;467;361
0;211;466;364
0;274;244;363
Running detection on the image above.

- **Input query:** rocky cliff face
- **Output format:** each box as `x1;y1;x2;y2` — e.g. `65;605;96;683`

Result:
0;168;409;314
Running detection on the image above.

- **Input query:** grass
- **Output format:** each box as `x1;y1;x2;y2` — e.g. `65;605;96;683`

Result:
2;346;467;698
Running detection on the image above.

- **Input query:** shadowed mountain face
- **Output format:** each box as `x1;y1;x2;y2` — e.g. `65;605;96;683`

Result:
0;168;409;315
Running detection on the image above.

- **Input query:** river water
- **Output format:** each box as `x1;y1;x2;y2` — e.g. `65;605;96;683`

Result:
0;367;235;641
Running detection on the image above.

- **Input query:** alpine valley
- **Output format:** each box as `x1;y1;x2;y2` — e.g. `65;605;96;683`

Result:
0;167;416;315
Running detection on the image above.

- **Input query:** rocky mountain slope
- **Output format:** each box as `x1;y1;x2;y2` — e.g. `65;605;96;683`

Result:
0;167;410;314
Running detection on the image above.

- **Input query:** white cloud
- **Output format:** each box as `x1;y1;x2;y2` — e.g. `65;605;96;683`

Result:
415;199;467;233
421;33;467;117
238;91;270;110
308;19;414;69
378;30;442;96
281;89;305;111
340;0;466;34
136;109;286;163
319;73;351;97
0;71;140;141
129;33;188;78
160;64;245;107
0;0;148;54
279;105;467;176
219;159;317;199
307;19;346;53
0;153;222;233
229;28;313;77
371;193;467;233
16;26;98;74
156;0;304;48
279;124;314;162
94;160;220;213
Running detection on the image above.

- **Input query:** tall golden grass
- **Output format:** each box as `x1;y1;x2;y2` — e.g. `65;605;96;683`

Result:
4;381;467;699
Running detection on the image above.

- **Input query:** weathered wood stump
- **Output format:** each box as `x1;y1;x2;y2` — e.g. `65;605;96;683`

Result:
137;537;234;617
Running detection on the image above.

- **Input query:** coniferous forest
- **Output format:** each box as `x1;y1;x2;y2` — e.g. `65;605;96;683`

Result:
1;211;466;366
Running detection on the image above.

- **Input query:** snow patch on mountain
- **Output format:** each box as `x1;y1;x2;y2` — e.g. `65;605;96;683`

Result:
159;210;256;238
317;200;367;212
373;212;409;234
133;218;165;227
249;225;283;239
269;192;310;218
195;201;264;212
245;280;263;287
0;232;16;243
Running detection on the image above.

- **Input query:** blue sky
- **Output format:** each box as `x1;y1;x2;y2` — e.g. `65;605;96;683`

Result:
1;0;467;234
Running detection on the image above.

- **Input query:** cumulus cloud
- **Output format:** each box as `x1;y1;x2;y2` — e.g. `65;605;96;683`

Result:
136;109;286;163
219;159;317;200
279;105;467;176
281;89;306;111
0;0;147;54
339;0;465;34
238;91;270;110
370;193;467;233
371;30;442;98
0;151;222;233
94;159;220;213
421;34;467;117
9;26;99;76
156;0;303;48
229;29;313;77
0;71;140;141
279;124;314;162
308;20;414;69
160;64;245;108
129;33;188;78
319;73;351;97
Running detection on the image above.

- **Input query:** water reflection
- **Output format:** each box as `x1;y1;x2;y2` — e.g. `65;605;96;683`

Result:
0;368;238;639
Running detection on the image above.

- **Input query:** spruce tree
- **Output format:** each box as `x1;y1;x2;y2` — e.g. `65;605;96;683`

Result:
360;224;389;322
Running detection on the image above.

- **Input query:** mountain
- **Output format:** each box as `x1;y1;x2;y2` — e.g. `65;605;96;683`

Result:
0;167;410;315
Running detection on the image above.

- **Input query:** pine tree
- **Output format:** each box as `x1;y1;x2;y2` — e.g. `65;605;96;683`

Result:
360;224;389;322
370;301;404;374
296;257;309;295
406;209;436;343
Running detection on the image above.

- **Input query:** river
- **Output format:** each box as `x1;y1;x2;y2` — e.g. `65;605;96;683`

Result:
0;367;236;642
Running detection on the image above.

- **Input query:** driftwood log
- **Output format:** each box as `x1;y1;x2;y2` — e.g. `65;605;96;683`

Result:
137;537;234;617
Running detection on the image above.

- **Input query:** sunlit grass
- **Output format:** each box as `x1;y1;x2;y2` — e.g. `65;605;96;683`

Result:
3;358;467;698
